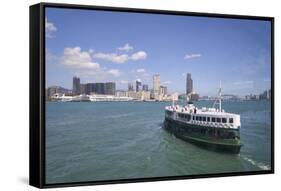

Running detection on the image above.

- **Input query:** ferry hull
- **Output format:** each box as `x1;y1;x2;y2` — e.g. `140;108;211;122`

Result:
164;117;242;154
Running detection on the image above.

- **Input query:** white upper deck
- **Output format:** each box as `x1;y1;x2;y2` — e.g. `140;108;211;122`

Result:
165;104;241;129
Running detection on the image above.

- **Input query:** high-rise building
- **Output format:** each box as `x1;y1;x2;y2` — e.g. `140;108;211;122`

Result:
80;84;86;94
73;76;80;95
95;83;105;95
128;83;134;91
84;83;94;95
142;84;149;91
105;82;116;95
160;86;167;95
136;80;142;92
153;74;160;95
186;73;193;95
85;82;115;95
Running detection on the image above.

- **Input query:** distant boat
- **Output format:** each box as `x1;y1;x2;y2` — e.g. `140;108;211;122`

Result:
163;84;242;154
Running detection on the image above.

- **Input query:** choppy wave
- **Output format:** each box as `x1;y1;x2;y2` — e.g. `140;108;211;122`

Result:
241;156;271;170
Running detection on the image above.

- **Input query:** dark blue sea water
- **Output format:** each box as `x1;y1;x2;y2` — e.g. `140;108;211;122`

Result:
46;100;271;184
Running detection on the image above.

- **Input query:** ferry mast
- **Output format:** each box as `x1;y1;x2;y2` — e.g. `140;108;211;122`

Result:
219;81;222;112
213;81;222;112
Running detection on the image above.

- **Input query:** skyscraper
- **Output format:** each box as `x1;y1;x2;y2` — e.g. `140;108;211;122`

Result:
128;83;134;91
142;84;149;91
73;76;80;95
80;83;86;94
186;73;193;95
136;80;142;92
160;86;167;95
153;74;160;95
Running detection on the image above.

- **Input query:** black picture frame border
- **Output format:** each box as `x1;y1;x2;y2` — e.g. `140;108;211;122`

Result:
29;2;275;189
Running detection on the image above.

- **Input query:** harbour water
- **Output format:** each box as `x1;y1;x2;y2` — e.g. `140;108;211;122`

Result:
46;100;271;184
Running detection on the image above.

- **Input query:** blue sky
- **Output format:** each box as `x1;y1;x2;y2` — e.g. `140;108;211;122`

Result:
46;7;271;96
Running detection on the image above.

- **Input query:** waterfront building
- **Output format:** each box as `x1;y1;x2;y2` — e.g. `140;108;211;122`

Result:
160;86;167;95
190;93;199;101
85;83;96;95
153;74;160;98
105;82;116;95
128;91;137;99
73;76;80;95
136;80;142;92
84;82;115;95
137;91;151;101
142;84;149;91
95;83;105;94
115;90;128;97
80;83;86;94
47;86;71;98
128;83;134;91
186;73;193;95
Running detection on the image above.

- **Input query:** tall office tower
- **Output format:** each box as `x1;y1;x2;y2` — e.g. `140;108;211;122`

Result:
136;80;142;92
128;83;134;91
72;76;80;95
142;84;149;91
105;82;116;95
153;74;160;95
186;73;193;95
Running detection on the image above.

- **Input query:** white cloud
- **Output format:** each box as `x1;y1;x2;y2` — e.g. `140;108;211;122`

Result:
62;47;100;70
131;51;147;61
93;53;129;64
88;49;94;53
117;43;133;52
107;69;121;77
163;81;172;84
184;53;201;60
93;50;147;64
136;68;146;73
45;18;57;38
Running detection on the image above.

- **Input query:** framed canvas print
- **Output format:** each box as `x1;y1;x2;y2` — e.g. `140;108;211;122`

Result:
29;2;274;188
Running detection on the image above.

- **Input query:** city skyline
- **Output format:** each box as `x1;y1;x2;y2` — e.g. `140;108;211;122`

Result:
46;7;271;96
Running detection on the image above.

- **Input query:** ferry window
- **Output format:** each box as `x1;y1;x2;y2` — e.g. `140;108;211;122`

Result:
229;118;234;123
196;116;199;120
222;118;227;123
203;117;206;121
199;116;202;121
193;116;195;120
217;118;221;123
212;117;216;122
207;117;210;122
